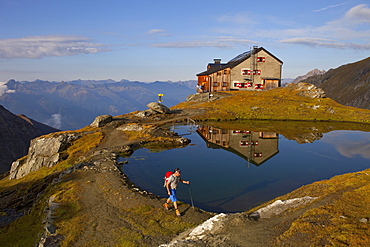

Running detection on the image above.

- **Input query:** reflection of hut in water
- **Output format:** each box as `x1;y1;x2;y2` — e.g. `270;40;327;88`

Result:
196;126;279;166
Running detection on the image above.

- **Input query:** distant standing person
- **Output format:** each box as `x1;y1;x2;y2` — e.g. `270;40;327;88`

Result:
164;168;190;216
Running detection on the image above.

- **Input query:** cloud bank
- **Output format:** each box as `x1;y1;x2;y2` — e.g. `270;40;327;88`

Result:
0;82;15;96
0;35;111;59
280;4;370;50
280;37;370;50
44;113;62;129
151;37;255;49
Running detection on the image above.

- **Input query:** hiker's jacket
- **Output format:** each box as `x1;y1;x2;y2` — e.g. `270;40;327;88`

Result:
167;175;181;190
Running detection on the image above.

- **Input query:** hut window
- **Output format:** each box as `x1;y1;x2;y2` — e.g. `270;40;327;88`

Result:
241;69;251;75
222;82;227;87
257;57;266;62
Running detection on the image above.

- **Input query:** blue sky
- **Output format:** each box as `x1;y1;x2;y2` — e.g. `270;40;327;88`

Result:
0;0;369;82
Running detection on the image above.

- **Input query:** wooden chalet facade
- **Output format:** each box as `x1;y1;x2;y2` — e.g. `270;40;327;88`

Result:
196;46;283;93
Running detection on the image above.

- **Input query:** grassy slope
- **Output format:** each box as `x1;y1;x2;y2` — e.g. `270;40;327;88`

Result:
173;87;370;123
249;168;370;246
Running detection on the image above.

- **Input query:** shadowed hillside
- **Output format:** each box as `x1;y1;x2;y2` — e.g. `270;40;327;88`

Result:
0;106;58;174
301;57;370;109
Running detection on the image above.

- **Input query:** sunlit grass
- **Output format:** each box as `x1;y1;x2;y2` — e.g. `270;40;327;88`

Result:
173;88;370;123
247;169;370;246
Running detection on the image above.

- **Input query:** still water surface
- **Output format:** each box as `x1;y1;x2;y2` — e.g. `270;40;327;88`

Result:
122;124;370;213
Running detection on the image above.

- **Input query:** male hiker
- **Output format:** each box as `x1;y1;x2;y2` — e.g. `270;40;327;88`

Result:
164;168;190;216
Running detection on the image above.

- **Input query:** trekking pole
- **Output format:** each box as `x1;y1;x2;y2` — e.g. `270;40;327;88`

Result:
187;184;195;209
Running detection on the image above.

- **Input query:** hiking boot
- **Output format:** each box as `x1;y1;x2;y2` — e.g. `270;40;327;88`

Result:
175;209;181;216
163;203;169;210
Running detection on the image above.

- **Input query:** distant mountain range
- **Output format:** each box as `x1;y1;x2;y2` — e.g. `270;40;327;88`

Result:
300;57;370;109
0;106;58;174
0;79;197;130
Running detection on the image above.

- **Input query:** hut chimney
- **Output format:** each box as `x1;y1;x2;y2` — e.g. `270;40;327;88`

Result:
252;46;259;54
213;59;221;64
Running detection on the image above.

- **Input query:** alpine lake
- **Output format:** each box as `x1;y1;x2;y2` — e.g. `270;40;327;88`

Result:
121;121;370;213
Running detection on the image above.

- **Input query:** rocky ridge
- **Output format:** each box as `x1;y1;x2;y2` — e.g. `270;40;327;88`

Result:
291;68;326;84
0;105;58;174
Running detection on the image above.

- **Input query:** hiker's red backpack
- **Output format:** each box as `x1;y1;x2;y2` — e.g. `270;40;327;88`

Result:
163;171;173;187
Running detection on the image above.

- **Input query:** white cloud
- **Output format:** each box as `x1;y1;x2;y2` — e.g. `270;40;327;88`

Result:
314;2;350;12
279;4;370;50
337;142;370;159
44;113;62;129
323;132;370;160
323;4;370;29
151;37;255;49
0;82;15;96
344;4;370;24
0;35;111;59
280;37;370;50
147;29;168;35
306;132;370;160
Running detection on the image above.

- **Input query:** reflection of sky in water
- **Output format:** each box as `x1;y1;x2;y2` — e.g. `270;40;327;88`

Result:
122;126;370;213
321;131;370;159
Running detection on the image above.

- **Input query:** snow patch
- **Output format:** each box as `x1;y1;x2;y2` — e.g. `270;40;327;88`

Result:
255;196;319;219
160;213;228;246
188;213;227;238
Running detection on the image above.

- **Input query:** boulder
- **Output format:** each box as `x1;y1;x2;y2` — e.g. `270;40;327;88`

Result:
9;133;81;179
90;115;113;128
147;102;171;114
134;109;157;118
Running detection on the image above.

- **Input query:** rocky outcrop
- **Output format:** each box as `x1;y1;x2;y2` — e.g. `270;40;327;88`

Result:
286;82;326;99
9;133;81;180
147;102;171;114
90;115;113;128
